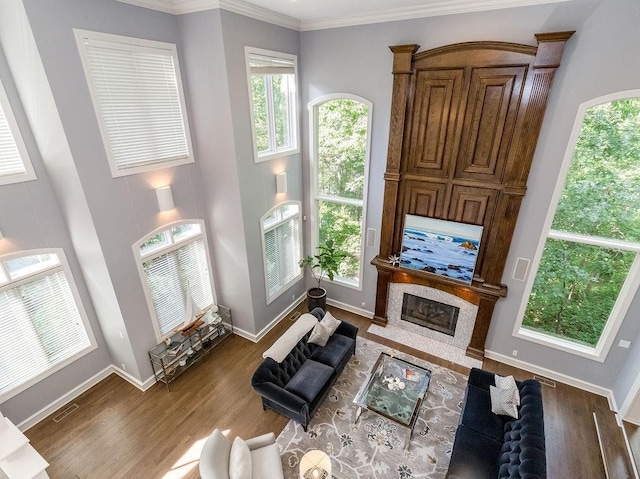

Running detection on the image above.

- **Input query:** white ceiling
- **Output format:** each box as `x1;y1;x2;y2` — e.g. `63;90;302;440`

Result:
117;0;570;30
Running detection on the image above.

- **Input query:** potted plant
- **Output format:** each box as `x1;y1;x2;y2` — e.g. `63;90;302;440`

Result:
299;239;347;311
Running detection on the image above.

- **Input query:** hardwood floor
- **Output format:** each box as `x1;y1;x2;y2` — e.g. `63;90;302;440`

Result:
24;305;630;478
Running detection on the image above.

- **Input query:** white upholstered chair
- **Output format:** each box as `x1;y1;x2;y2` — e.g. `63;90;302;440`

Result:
199;429;284;479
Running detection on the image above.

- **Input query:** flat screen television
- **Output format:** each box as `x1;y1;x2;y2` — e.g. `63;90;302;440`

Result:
400;214;483;284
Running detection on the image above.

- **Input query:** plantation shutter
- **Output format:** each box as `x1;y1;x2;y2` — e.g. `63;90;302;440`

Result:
0;270;91;395
143;238;213;337
79;35;189;172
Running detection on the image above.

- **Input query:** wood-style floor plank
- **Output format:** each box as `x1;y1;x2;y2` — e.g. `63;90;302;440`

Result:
23;305;630;478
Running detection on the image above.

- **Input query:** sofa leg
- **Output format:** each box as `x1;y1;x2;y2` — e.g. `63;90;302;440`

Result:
302;424;308;432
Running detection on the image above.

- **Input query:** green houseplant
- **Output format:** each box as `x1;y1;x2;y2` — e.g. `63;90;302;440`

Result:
299;239;347;311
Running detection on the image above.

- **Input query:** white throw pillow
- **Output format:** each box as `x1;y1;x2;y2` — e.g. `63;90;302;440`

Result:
489;385;519;419
320;311;342;335
308;321;332;347
229;436;252;479
495;374;520;406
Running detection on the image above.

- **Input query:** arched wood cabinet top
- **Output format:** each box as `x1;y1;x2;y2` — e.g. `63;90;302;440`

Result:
374;32;574;358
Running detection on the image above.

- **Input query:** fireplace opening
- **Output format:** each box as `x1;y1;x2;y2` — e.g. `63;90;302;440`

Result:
401;293;460;336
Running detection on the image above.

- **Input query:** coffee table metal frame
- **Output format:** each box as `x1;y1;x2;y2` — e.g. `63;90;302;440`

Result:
353;352;431;449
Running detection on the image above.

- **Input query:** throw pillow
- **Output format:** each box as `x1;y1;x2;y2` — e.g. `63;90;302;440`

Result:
320;311;342;335
495;374;521;405
229;436;252;479
489;385;519;419
308;320;332;347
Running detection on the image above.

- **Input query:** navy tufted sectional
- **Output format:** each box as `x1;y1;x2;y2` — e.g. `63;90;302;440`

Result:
446;368;546;479
251;308;358;431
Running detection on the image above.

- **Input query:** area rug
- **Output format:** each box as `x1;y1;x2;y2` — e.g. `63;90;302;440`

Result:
276;338;467;479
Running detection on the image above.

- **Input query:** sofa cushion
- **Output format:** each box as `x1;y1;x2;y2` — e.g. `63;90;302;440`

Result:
446;424;502;479
251;442;284;479
490;385;519;419
285;359;334;403
308;321;332;347
309;334;355;370
320;311;342;335
229;437;252;479
495;374;520;406
460;384;505;442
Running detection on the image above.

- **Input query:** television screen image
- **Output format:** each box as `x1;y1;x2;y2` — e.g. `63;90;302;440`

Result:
400;215;483;284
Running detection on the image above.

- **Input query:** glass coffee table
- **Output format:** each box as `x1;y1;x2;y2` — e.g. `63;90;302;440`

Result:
354;352;431;449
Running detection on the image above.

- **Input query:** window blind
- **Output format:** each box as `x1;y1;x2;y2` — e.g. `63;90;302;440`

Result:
0;269;92;396
0;81;34;184
78;33;190;173
143;238;213;337
263;205;301;302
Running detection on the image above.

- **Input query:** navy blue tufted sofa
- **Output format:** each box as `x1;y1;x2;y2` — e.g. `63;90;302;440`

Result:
446;368;546;479
251;308;357;431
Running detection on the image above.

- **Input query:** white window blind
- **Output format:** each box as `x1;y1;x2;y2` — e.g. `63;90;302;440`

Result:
139;224;214;338
261;202;302;303
0;79;36;185
75;30;192;177
0;252;93;398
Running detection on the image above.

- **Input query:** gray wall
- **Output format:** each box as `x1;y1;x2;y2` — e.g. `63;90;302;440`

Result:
299;0;640;394
0;31;111;424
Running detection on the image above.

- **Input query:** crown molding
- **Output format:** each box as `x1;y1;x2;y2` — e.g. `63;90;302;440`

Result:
299;0;570;31
117;0;568;31
117;0;301;30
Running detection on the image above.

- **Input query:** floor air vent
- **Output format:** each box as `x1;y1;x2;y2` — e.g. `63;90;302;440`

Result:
53;403;79;423
533;375;556;388
289;311;301;322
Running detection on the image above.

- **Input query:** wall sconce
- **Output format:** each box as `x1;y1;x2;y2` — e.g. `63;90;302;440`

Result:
276;172;287;194
156;185;175;212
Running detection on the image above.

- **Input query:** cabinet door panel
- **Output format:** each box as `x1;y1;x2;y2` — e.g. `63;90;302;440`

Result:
407;69;464;177
455;66;526;182
404;181;446;217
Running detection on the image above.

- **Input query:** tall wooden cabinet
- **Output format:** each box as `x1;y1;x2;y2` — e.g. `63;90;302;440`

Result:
373;33;574;358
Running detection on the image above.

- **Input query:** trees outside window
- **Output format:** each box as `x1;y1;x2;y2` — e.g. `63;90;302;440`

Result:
310;95;372;289
517;97;640;359
246;48;298;162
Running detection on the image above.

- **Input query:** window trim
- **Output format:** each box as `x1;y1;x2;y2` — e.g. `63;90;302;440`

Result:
245;47;299;163
0;78;36;186
133;220;217;343
260;201;303;304
513;90;640;362
0;248;97;403
309;93;373;291
74;29;194;178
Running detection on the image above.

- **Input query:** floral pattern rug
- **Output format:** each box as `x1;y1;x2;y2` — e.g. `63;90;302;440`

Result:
276;338;467;479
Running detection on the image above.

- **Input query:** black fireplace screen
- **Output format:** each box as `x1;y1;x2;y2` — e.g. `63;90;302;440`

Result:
401;293;459;336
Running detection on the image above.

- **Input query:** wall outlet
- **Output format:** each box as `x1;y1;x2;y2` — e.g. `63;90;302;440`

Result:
292;294;295;301
512;350;518;357
119;331;124;339
121;363;126;371
619;339;631;348
361;302;366;308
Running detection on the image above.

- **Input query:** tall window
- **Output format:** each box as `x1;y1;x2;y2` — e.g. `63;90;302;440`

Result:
310;95;372;289
245;47;298;162
0;250;95;401
0;78;36;186
261;201;302;303
135;221;215;340
516;96;640;360
75;30;193;177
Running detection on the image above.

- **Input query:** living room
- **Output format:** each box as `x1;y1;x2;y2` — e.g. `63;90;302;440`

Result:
0;0;639;477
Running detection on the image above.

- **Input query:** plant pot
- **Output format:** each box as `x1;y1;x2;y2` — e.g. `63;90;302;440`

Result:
307;287;327;312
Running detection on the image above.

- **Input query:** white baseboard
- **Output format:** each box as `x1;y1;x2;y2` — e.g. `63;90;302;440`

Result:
18;365;114;431
327;298;374;319
484;350;614;404
230;293;307;343
111;365;155;392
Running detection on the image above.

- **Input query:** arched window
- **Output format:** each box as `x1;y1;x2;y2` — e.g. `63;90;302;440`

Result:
0;249;95;399
134;220;216;341
261;201;302;303
515;95;640;360
309;94;372;289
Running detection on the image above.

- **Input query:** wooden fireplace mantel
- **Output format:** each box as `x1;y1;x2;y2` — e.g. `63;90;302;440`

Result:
374;32;574;359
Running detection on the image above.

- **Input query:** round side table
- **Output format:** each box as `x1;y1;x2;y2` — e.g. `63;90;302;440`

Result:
299;449;331;479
